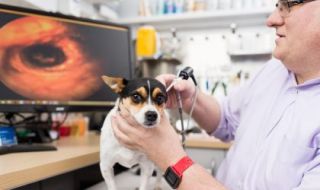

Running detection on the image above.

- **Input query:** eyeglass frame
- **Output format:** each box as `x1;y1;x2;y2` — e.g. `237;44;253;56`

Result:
275;0;317;17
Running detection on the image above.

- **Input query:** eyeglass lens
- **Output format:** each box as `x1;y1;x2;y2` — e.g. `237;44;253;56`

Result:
276;1;290;17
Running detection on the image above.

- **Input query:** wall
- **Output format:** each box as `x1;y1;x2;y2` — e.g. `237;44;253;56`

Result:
0;0;58;11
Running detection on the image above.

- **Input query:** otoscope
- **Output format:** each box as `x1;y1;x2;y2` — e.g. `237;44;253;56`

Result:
166;67;197;92
166;66;198;148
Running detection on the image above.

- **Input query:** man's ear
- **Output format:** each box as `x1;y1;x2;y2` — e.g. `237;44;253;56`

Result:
101;75;128;94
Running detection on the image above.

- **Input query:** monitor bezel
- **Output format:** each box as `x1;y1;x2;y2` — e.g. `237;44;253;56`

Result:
0;3;134;113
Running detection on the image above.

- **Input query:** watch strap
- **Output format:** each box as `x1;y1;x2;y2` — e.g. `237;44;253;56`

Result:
171;156;194;177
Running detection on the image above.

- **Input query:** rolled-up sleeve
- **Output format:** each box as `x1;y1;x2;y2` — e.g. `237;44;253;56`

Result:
212;86;245;142
211;60;273;142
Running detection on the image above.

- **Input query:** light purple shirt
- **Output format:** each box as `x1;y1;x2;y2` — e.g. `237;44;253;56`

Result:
213;59;320;190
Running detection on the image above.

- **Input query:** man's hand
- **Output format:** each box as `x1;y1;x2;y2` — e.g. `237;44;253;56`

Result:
111;108;186;171
156;74;196;112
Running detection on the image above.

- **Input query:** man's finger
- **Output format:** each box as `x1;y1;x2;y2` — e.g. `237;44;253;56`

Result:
156;74;176;87
174;78;193;92
114;113;140;135
111;116;133;146
119;108;140;126
119;106;131;117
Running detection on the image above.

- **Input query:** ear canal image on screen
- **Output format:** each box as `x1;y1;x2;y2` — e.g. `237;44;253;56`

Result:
0;16;103;101
0;5;132;112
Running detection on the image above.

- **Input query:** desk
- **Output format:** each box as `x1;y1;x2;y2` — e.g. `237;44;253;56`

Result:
0;132;230;190
0;132;100;190
186;137;231;150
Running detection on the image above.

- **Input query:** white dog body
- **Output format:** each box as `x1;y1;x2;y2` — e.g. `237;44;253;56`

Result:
99;76;168;190
100;105;155;190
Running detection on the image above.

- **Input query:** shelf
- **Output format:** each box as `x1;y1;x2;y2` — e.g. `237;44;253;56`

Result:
113;8;274;31
228;50;272;56
84;0;121;4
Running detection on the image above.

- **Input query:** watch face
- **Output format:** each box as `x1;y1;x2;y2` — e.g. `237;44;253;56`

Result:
164;167;181;189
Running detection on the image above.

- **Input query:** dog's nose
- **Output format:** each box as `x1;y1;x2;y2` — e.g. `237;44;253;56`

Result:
145;111;158;122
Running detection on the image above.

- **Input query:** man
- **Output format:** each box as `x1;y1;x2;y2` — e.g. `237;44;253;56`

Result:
111;0;320;189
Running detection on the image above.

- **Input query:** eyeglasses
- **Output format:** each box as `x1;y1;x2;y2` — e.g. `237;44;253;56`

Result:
276;0;316;17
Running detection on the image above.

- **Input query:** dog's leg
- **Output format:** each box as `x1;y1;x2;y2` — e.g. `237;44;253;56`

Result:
100;165;117;190
154;167;163;190
138;162;154;190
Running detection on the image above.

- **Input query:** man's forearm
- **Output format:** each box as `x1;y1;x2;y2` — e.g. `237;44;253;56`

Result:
156;150;226;190
178;164;226;190
156;148;227;190
187;91;221;134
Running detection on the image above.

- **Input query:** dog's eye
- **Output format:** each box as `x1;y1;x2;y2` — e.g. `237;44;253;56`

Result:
155;95;166;105
131;94;143;104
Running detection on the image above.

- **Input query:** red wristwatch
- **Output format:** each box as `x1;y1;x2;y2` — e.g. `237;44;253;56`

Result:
163;156;194;189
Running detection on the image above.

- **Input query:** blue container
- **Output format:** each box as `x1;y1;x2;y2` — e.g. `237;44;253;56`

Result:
0;126;18;146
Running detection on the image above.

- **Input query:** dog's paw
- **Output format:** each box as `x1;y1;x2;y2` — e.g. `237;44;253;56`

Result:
154;187;162;190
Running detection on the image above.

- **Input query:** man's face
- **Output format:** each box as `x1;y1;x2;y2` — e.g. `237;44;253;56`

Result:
266;1;320;74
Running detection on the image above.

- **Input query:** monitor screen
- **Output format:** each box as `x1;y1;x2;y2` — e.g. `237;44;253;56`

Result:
0;4;133;112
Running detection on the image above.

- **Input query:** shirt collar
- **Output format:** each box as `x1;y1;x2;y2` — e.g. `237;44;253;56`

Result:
288;71;320;89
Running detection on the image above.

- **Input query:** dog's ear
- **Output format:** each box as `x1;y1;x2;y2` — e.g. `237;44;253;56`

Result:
101;75;128;94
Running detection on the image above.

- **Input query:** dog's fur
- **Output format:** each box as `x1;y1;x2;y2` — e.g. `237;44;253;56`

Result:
100;76;168;190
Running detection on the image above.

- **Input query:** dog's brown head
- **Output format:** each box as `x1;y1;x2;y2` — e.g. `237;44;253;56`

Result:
102;75;167;128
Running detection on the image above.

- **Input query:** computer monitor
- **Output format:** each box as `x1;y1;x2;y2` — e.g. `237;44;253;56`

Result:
0;4;133;113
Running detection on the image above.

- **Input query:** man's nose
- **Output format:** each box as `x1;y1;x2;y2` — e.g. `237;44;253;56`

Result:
266;9;284;28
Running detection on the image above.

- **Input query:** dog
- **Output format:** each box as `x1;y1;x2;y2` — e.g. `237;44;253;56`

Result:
100;75;168;190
